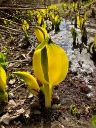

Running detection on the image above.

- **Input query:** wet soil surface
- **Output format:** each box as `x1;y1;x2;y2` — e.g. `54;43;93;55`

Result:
0;13;96;128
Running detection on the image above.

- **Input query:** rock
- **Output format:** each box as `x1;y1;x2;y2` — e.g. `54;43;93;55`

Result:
16;108;25;114
17;100;25;106
52;104;61;110
28;93;34;98
7;100;16;110
52;93;60;104
0;113;12;125
9;92;14;98
24;109;30;118
9;79;16;85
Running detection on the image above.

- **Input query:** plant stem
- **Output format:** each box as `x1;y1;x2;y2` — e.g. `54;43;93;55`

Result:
44;84;52;108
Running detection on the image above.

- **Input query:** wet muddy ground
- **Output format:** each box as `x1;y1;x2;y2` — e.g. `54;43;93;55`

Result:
0;10;96;128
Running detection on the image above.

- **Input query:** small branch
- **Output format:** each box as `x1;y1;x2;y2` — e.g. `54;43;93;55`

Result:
0;6;46;10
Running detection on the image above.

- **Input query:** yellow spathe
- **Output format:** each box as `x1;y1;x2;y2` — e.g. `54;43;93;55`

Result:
33;42;68;86
34;26;49;43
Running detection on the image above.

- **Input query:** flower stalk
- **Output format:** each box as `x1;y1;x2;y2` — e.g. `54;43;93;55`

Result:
43;84;52;108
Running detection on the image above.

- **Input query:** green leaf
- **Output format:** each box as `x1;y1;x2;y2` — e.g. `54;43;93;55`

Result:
0;90;8;102
71;28;78;40
41;46;49;82
91;115;96;126
36;37;49;51
0;52;6;66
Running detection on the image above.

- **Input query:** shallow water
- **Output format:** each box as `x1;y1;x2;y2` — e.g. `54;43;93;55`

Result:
50;19;96;91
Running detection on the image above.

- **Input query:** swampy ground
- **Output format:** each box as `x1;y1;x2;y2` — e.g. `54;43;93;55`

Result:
0;1;96;128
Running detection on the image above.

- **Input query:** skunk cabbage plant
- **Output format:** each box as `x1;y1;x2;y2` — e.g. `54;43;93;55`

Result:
14;26;68;108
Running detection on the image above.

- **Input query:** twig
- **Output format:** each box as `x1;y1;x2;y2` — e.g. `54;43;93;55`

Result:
11;84;24;92
8;59;30;63
0;6;46;10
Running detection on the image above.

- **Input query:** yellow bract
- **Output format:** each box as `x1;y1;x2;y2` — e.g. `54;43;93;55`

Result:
13;71;40;95
33;42;68;87
29;10;33;16
49;12;54;21
55;15;59;24
34;26;49;43
40;9;46;16
37;15;42;25
4;19;7;25
0;65;6;91
77;15;84;30
22;20;29;31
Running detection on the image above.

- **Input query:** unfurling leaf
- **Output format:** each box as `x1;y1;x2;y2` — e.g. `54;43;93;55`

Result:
91;115;96;126
0;52;6;67
13;72;40;95
0;91;8;102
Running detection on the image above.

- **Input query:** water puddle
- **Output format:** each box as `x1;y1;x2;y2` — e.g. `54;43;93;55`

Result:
50;19;96;95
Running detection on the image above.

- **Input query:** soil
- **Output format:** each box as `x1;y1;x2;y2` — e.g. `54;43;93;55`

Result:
0;5;96;128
